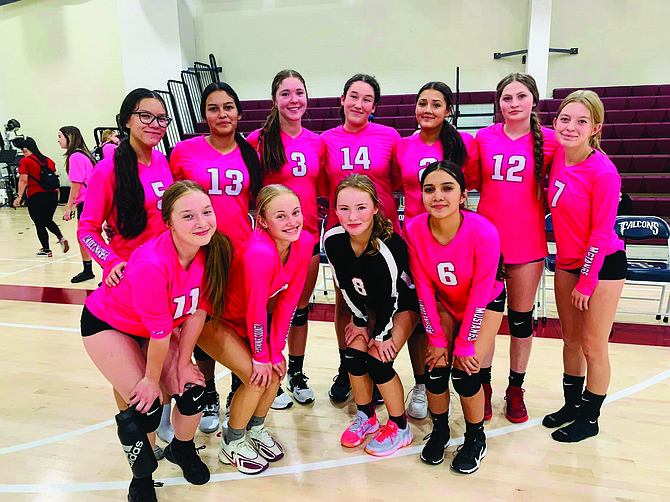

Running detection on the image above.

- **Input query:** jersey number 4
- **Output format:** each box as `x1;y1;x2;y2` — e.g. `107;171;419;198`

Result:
173;288;200;319
437;262;458;286
207;168;244;196
341;146;370;170
491;155;526;182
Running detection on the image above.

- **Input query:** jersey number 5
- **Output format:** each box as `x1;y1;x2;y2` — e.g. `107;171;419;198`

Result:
491;154;526;183
208;168;244;196
173;288;200;319
151;181;166;210
341;146;371;170
437;262;458;286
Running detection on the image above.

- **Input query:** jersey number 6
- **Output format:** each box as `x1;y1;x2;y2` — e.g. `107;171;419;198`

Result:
437;262;458;286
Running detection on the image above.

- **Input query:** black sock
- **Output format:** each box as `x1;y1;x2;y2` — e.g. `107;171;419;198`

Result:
580;389;606;422
130;474;153;487
542;373;585;428
288;354;304;375
414;373;426;385
390;414;408;429
83;260;93;274
480;366;492;385
465;419;485;437
508;369;525;388
231;373;242;394
357;401;375;419
430;409;449;430
171;437;194;454
551;389;606;444
205;378;216;393
339;349;347;372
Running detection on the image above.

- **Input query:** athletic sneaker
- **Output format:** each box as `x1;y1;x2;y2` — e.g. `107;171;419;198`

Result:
219;433;269;475
199;391;220;433
271;386;293;410
504;386;528;423
127;479;157;502
483;383;493;420
164;441;210;485
372;384;384;406
365;420;413;456
58;237;69;253
247;424;284;461
153;444;164;460
36;248;52;257
450;431;487;474
328;368;351;402
287;371;315;404
420;425;450;465
341;410;379;447
407;384;428;419
71;271;95;283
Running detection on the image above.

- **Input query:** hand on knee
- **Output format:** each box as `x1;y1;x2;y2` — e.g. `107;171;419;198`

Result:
425;365;451;395
366;353;396;385
173;385;207;416
451;368;481;398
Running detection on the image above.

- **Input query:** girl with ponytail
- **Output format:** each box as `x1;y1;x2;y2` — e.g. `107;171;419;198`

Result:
245;69;327;408
469;73;559;425
169;81;262;433
393;81;480;419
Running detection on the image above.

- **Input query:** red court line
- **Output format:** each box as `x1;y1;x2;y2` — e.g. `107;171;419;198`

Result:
1;284;669;347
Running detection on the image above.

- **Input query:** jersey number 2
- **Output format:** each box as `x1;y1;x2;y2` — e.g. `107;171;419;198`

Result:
173;288;200;319
437;262;458;286
341;146;370;170
207;168;244;196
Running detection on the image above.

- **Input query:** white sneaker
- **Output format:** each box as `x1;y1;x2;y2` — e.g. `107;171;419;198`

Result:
271;387;293;410
198;391;220;433
407;384;428;419
156;403;175;443
287;372;315;404
247;424;284;461
219;432;268;475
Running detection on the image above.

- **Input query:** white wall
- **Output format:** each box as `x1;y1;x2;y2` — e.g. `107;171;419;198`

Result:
194;0;528;100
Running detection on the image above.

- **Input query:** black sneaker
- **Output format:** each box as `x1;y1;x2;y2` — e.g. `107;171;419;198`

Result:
420;425;450;465
328;368;351;402
287;371;315;404
450;432;487;474
71;271;95;283
127;480;157;502
372;383;384;406
164;442;210;485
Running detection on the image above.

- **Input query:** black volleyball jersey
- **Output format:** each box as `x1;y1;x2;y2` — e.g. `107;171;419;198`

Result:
324;225;419;341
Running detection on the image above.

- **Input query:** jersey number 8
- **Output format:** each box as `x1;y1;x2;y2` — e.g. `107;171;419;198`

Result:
437;262;458;286
351;277;367;296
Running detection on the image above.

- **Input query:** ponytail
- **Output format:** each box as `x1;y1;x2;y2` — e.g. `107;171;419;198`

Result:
438;119;467;168
367;211;394;256
258;106;286;175
234;132;262;198
529;111;545;199
205;231;234;322
113;138;147;239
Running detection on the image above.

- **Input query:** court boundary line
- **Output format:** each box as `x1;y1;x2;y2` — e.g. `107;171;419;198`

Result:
0;367;667;493
0;255;73;278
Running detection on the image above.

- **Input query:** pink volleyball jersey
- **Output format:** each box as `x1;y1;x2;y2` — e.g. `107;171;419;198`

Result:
78;149;172;272
67;152;93;205
85;230;208;339
246;128;326;240
472;123;559;264
102;142;118;159
170;136;253;250
405;211;504;357
548;147;625;296
222;229;314;364
321;122;401;233
394;131;479;220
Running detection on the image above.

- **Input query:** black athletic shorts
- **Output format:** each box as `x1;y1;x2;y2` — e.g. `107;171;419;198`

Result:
313;242;320;257
564;250;627;281
80;306;142;343
486;287;507;313
76;201;84;219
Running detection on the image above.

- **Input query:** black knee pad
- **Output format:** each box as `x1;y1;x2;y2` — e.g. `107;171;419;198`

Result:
366;354;396;385
344;347;368;377
134;397;162;433
292;306;309;327
115;407;158;478
411;322;425;335
193;344;213;361
451;368;481;398
425;365;451;395
508;308;534;339
173;384;207;416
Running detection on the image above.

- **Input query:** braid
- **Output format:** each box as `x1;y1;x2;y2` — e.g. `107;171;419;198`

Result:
113;138;147;239
439;119;467;167
259;106;286;175
367;212;394;256
529;111;545;199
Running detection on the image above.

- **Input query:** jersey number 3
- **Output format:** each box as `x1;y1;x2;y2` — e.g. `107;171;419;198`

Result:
173;288;200;319
437;262;458;286
291;152;307;177
207;168;244;196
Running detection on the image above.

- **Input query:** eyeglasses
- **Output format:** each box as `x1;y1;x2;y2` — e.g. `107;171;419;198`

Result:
131;112;172;128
